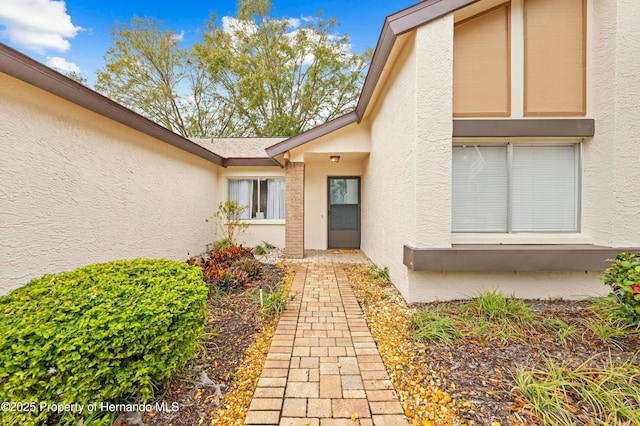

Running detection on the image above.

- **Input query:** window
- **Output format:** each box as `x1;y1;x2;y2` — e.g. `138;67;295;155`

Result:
228;178;285;220
452;143;580;232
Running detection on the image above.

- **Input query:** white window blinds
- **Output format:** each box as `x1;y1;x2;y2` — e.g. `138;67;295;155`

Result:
453;145;508;232
512;145;577;231
452;143;579;233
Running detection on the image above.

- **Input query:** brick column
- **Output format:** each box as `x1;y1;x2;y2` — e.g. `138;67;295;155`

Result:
285;161;305;258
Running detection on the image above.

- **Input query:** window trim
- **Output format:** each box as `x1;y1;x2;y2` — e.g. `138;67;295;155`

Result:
452;141;582;234
226;177;286;221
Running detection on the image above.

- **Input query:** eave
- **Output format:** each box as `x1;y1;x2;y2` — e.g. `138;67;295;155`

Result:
0;43;225;167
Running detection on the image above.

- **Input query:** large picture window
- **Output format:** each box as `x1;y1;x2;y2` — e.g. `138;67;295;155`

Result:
452;143;580;232
228;178;285;220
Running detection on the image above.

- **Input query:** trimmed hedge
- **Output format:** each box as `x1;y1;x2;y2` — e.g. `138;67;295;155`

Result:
0;259;208;426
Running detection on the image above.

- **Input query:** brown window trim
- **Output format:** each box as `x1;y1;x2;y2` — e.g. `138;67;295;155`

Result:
404;244;640;272
452;118;594;138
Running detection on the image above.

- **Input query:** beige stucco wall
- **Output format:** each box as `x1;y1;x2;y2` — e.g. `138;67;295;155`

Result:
362;1;640;303
408;271;605;302
583;0;640;248
361;31;420;298
215;166;286;248
0;73;219;294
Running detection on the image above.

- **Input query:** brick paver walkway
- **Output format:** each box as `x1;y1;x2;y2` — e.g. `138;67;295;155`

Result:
245;251;408;425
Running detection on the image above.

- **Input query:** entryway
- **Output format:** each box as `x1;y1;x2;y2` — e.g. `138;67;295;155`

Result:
327;177;361;249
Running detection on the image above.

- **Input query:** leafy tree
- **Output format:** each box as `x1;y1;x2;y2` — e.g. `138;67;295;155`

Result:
65;71;88;86
194;0;371;137
95;1;371;138
95;17;232;138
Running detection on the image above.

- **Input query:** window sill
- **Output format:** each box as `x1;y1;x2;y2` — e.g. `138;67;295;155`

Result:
241;219;285;225
404;244;640;272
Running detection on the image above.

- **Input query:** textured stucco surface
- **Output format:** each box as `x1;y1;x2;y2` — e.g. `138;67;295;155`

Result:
361;33;419;298
413;17;454;248
584;0;640;248
408;271;607;302
0;74;219;294
361;1;640;303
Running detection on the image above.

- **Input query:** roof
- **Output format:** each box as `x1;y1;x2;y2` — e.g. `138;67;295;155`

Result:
1;42;285;168
1;0;481;164
266;0;481;157
191;137;284;158
191;137;285;166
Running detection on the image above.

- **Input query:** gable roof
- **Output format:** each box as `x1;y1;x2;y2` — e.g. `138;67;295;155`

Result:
265;0;481;157
0;42;270;168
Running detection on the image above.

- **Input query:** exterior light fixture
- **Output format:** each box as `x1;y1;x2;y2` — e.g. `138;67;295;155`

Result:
330;155;340;163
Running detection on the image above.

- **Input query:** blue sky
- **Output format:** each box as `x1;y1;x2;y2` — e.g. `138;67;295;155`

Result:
0;0;412;85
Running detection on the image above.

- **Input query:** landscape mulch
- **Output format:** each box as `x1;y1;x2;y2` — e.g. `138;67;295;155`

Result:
346;266;640;426
134;262;638;425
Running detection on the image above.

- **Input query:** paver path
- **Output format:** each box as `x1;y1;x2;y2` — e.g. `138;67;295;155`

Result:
245;252;408;425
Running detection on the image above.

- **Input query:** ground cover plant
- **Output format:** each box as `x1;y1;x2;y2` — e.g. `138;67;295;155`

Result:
0;259;208;426
348;265;640;426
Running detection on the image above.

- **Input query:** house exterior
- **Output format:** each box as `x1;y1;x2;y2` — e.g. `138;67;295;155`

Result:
2;0;640;301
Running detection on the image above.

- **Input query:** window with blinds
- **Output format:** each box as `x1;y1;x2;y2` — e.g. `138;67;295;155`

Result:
452;143;580;232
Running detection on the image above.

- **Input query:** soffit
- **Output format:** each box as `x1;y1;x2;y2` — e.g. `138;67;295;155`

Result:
190;137;285;158
454;0;510;22
360;32;414;122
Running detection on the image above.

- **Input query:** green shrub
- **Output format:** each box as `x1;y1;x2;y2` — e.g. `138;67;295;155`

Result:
0;259;208;426
254;244;267;255
602;252;640;324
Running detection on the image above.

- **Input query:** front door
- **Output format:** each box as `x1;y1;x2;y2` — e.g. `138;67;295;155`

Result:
328;177;360;249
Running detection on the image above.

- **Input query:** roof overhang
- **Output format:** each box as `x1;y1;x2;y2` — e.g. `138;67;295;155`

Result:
0;43;225;167
265;0;482;157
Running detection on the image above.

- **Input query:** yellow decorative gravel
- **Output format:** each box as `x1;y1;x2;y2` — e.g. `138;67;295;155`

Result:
346;266;466;426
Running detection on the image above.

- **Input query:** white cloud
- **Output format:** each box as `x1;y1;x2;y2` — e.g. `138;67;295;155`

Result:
0;0;82;53
222;16;257;35
286;18;300;29
46;56;80;74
